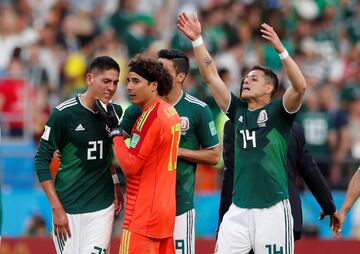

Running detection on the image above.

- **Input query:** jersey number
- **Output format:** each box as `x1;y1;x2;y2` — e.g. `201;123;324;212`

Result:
168;123;181;171
87;141;103;160
239;130;256;148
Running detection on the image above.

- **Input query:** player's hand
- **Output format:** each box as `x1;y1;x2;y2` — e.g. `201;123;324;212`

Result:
332;211;345;240
260;23;285;54
114;184;124;215
177;12;202;41
52;205;71;241
52;150;61;160
96;99;123;128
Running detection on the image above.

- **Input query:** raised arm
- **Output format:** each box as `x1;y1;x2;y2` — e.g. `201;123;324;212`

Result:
177;12;230;111
260;23;306;112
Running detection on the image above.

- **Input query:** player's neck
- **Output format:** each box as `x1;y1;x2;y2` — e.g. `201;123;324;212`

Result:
165;85;183;106
247;97;271;111
79;92;96;111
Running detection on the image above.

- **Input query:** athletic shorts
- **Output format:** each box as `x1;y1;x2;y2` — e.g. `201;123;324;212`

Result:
119;229;175;254
215;200;294;254
174;209;195;254
53;204;114;254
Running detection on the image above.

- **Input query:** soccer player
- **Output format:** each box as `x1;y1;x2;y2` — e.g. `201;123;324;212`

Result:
178;13;307;254
97;56;181;254
332;166;360;239
218;120;337;243
35;56;124;254
120;49;220;254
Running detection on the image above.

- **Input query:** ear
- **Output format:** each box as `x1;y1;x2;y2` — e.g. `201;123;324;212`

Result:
265;83;273;95
151;81;158;92
85;73;92;85
177;73;186;83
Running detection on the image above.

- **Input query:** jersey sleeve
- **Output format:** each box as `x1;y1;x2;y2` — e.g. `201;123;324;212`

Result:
195;105;219;148
226;93;246;123
34;108;64;182
120;104;142;136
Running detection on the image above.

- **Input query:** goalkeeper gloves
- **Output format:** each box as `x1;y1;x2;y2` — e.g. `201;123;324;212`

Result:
96;99;123;138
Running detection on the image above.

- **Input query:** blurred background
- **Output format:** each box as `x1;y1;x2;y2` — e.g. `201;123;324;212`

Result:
1;0;360;253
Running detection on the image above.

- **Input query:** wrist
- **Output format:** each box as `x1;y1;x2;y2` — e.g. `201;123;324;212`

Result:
192;36;203;48
112;173;120;184
110;127;123;138
278;49;289;60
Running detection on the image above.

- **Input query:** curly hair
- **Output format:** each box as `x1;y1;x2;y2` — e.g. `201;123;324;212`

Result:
128;56;173;96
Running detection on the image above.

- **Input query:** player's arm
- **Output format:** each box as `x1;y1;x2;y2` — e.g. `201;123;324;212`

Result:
39;180;71;240
110;165;124;215
112;136;146;176
177;12;230;112
260;23;306;112
335;168;360;237
35;110;71;241
178;145;220;165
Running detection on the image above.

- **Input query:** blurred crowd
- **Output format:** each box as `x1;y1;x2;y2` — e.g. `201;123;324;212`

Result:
1;0;360;190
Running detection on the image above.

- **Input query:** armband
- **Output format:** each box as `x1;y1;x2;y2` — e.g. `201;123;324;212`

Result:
279;49;289;60
192;36;203;48
112;174;120;184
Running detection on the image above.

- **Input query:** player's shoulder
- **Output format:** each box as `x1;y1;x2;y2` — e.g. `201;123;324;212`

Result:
54;96;79;114
183;93;207;107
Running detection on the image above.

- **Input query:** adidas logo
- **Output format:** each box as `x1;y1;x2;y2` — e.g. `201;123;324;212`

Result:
75;124;85;131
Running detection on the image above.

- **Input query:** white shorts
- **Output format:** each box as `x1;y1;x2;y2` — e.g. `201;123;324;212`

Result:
215;200;293;254
53;204;114;254
174;209;195;254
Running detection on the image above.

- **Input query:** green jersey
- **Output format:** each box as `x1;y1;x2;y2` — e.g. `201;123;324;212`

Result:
121;92;219;215
298;111;334;161
35;96;122;214
227;93;295;208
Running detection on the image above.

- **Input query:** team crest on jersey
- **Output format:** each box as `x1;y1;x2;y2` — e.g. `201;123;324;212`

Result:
257;110;268;127
180;117;190;135
238;116;243;123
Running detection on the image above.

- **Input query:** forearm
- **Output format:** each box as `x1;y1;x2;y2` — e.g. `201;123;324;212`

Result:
113;136;144;176
281;55;307;95
178;146;220;165
40;180;63;209
193;43;230;111
341;169;360;214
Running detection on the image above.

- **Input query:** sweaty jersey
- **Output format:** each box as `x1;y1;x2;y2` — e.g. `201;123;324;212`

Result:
117;98;181;238
227;93;295;208
35;95;123;213
120;92;219;215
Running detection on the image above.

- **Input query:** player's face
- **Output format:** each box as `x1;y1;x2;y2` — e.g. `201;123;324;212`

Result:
87;69;119;104
126;71;157;108
241;70;272;100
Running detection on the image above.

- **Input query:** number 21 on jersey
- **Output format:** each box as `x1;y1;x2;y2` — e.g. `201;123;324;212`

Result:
239;130;256;149
168;123;181;171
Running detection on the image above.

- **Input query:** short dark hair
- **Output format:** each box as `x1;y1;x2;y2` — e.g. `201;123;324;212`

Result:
128;56;173;96
158;49;189;75
249;65;279;97
88;56;120;74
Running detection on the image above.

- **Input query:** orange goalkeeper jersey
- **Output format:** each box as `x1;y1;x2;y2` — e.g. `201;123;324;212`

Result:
114;98;181;238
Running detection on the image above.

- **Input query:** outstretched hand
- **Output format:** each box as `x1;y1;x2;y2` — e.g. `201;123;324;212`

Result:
177;12;202;41
260;23;285;54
